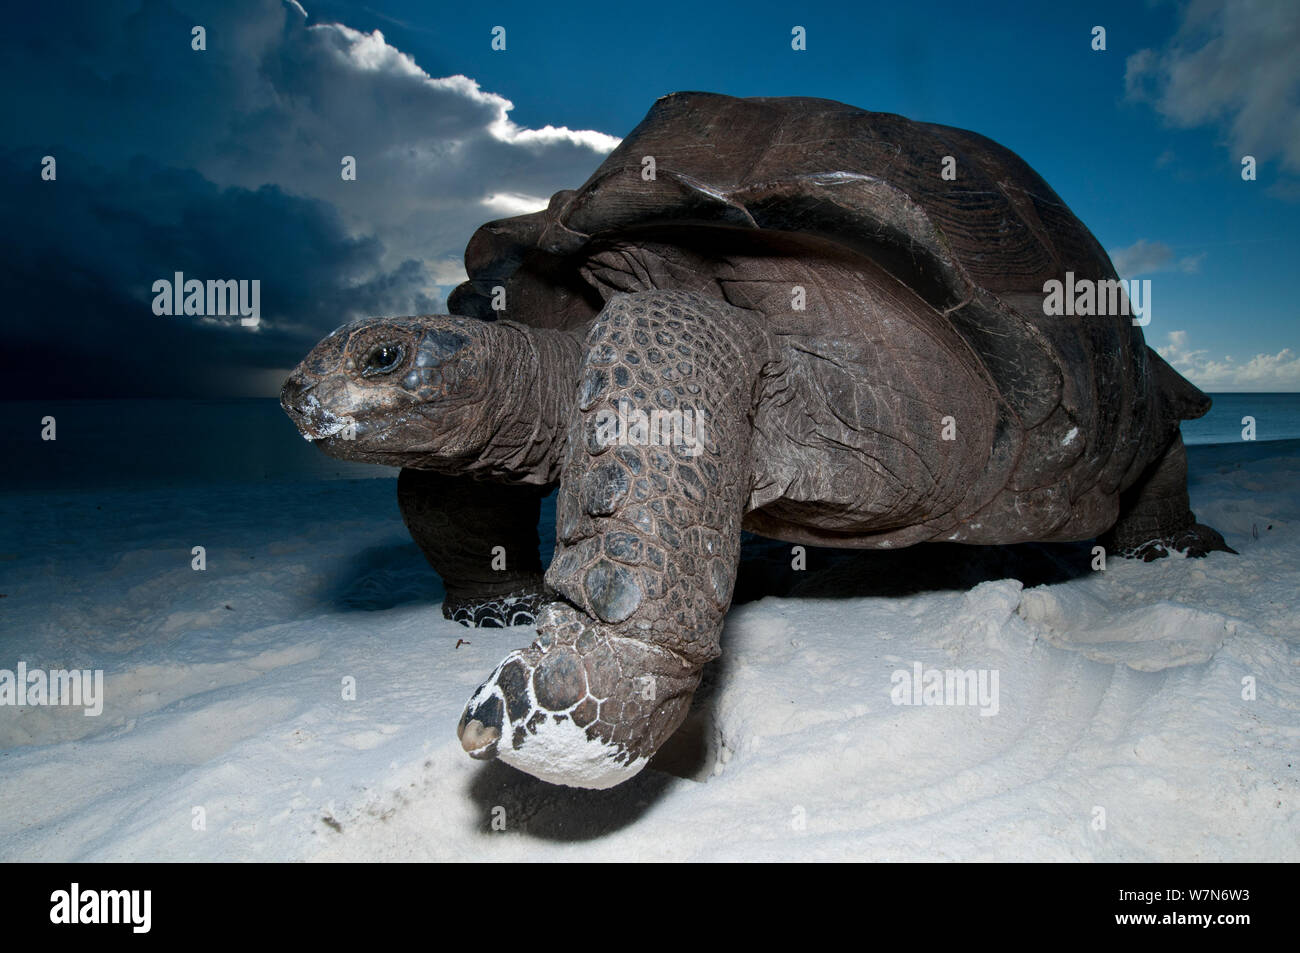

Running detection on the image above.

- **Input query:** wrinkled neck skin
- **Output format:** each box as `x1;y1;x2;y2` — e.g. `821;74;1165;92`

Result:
434;321;584;486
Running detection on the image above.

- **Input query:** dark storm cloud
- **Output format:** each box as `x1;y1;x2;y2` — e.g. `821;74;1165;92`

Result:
0;0;618;397
0;150;432;396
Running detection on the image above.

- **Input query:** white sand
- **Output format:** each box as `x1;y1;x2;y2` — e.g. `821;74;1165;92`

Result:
0;441;1296;861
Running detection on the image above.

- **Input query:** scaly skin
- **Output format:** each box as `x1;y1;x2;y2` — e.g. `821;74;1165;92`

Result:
281;315;582;483
281;315;582;621
457;290;764;787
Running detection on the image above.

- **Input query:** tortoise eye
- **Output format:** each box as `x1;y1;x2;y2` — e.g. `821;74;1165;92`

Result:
361;342;405;377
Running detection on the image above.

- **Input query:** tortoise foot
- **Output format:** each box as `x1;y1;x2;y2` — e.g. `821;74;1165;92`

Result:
457;603;700;789
443;588;548;628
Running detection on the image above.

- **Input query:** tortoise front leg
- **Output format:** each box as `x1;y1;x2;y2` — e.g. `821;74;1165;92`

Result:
397;468;551;627
457;290;760;788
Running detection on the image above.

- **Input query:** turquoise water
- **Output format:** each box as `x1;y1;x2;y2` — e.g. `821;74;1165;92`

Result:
1;394;1296;490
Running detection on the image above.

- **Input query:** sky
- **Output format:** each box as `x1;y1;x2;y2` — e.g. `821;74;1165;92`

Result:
1;0;1297;396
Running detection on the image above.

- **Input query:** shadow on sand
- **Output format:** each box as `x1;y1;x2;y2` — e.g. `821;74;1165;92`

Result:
319;540;444;611
456;534;1096;840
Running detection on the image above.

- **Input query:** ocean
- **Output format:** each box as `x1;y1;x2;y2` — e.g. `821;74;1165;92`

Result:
1;393;1297;491
1178;393;1300;446
0;398;384;491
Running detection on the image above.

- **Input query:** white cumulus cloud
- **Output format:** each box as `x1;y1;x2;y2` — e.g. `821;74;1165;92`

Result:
192;6;621;303
1157;330;1300;391
0;0;625;396
1126;0;1300;176
3;0;621;317
1109;239;1207;278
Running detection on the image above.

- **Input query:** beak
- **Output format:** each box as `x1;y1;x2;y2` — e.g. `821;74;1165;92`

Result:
281;372;354;440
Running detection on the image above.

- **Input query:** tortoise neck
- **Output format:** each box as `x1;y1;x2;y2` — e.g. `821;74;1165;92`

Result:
474;321;583;485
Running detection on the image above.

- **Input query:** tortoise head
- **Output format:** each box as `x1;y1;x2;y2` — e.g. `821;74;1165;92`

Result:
281;315;499;467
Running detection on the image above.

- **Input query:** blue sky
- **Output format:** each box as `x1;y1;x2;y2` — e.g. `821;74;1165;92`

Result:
320;0;1300;389
1;0;1296;394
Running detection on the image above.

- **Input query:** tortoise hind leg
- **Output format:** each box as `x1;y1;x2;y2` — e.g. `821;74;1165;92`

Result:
397;469;551;627
1101;432;1235;561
